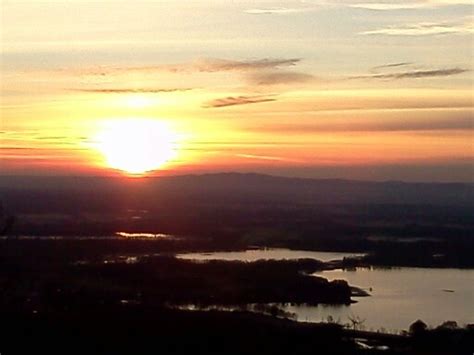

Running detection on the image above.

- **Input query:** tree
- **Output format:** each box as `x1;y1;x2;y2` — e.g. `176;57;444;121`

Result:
409;320;427;335
347;315;365;330
437;321;458;330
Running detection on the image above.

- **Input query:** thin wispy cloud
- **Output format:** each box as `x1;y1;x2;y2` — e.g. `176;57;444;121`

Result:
235;154;302;162
135;58;300;74
70;88;193;94
55;57;314;94
371;62;413;71
75;58;302;77
350;0;473;10
187;58;301;72
361;20;473;35
248;71;314;86
253;116;473;133
244;7;307;15
246;1;472;14
349;3;428;10
35;136;71;141
352;67;468;79
0;146;34;151
204;95;277;108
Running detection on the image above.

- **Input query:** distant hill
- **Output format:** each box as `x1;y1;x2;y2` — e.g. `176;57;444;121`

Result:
0;173;472;207
1;173;472;238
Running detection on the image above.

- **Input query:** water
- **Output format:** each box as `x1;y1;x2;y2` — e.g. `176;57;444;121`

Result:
177;248;364;262
0;232;175;240
282;267;474;332
177;248;474;332
7;239;471;332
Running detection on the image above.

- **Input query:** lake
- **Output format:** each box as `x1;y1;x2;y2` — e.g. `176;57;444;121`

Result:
0;232;175;240
178;249;474;332
177;248;364;262
284;267;474;332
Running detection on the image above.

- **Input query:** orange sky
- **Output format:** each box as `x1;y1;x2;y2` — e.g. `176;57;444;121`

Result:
1;1;473;181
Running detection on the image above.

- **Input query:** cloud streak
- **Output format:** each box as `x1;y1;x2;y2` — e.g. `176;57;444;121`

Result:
352;67;468;80
77;58;303;78
351;0;473;10
167;58;302;73
245;1;472;14
248;71;314;85
70;88;193;94
235;154;302;162
56;57;314;91
349;3;428;10
204;95;276;108
371;62;413;71
251;116;473;133
361;20;473;35
244;7;307;15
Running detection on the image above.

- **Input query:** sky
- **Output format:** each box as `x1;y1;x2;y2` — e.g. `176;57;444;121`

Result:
1;0;473;181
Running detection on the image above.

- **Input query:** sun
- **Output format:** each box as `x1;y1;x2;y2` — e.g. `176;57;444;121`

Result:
95;119;179;175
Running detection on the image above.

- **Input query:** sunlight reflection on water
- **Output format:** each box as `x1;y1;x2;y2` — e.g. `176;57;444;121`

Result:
0;233;176;240
283;267;474;332
116;232;172;239
176;248;364;262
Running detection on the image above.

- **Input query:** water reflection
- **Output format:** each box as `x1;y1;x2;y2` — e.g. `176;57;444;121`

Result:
168;263;473;332
0;232;175;240
74;255;142;265
116;232;171;239
177;248;364;262
103;256;139;264
281;267;474;332
170;303;296;320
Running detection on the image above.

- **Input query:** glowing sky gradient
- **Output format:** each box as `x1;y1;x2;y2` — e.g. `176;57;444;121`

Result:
1;0;473;181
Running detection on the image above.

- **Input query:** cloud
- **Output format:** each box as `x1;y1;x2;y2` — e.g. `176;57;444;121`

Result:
248;71;314;85
371;62;413;71
235;154;302;162
244;1;472;14
70;88;193;94
244;7;307;14
189;59;314;87
352;67;468;80
204;95;276;108
79;58;302;77
179;58;301;72
35;136;71;141
361;20;474;35
0;146;33;150
58;57;314;93
252;116;473;133
350;0;473;10
349;2;428;10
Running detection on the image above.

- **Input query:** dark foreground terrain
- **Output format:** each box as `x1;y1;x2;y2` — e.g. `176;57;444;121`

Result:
0;238;473;355
1;173;473;353
2;306;472;355
0;307;364;355
0;238;352;311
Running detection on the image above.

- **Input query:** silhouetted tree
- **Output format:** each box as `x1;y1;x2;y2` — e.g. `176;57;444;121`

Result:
0;202;15;236
409;320;427;335
347;315;365;330
436;321;458;330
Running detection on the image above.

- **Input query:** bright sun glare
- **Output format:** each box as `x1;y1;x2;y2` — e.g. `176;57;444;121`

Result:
95;119;179;175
